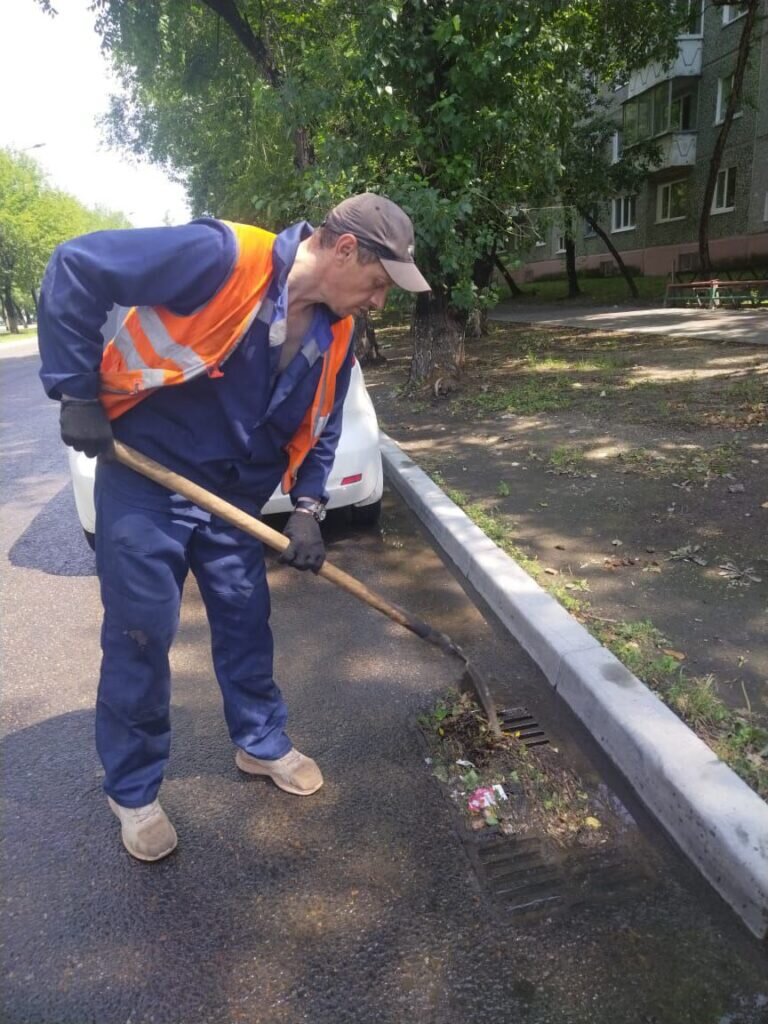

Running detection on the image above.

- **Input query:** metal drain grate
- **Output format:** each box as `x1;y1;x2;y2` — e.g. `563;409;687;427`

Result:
472;834;567;917
564;848;653;908
470;833;653;919
498;707;550;747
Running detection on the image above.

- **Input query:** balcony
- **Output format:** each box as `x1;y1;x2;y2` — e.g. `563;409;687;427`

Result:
653;131;698;170
628;38;702;98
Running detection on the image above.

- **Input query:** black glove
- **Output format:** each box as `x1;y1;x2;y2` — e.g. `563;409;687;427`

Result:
60;397;114;459
278;509;326;574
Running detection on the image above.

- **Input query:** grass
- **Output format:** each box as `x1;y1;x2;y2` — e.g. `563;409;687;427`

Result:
548;445;587;474
458;375;575;415
0;328;36;343
616;442;742;481
524;349;630;372
429;471;768;800
498;274;667;305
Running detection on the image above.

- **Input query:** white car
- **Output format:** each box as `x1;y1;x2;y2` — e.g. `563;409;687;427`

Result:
69;359;384;549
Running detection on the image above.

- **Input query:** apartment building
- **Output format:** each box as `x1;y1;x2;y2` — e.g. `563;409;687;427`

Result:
519;0;768;281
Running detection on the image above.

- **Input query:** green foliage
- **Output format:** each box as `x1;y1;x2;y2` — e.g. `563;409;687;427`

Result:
0;147;130;324
67;0;687;373
92;2;684;262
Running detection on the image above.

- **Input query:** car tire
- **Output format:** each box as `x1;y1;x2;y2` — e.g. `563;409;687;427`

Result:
83;529;96;551
350;499;382;527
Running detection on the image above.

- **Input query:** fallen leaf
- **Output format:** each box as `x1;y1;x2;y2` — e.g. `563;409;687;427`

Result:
585;817;601;829
662;649;686;661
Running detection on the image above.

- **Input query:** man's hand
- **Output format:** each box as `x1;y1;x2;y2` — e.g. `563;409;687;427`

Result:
60;397;114;459
278;509;326;574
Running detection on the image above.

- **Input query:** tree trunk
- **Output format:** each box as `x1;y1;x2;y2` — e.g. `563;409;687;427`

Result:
409;289;465;389
352;313;386;366
3;283;20;333
579;207;639;299
565;235;581;297
493;255;523;297
293;126;315;172
465;252;495;339
30;287;39;319
698;0;759;276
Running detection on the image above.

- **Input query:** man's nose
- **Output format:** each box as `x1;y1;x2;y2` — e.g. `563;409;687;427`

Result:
369;287;390;310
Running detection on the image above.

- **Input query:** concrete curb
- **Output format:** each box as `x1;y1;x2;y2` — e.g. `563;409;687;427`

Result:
380;432;768;939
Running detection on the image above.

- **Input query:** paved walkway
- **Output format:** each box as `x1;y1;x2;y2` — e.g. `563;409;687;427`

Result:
490;303;768;345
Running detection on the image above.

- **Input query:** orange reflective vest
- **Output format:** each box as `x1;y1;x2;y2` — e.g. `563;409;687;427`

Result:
99;220;354;494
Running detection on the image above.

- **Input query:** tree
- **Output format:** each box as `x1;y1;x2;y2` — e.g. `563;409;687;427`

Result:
698;0;762;275
92;0;347;223
57;0;684;383
0;148;130;332
321;0;683;383
560;109;664;299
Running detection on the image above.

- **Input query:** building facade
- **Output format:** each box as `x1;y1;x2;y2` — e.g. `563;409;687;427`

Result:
519;0;768;282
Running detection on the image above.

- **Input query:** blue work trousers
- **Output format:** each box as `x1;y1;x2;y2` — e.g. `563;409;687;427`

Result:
94;465;291;807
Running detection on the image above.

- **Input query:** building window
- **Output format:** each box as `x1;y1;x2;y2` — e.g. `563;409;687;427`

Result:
611;130;623;164
534;239;547;247
678;0;703;36
612;196;636;232
715;75;736;124
623;81;698;144
712;167;737;213
670;91;695;131
657;179;688;222
583;207;599;238
722;4;747;25
556;235;567;253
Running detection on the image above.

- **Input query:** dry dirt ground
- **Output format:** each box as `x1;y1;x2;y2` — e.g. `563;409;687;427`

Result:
365;315;768;800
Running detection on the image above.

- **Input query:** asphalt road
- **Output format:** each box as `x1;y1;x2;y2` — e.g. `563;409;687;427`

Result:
2;341;767;1024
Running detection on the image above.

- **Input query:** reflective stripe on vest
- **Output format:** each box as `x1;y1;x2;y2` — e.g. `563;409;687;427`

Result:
99;221;276;419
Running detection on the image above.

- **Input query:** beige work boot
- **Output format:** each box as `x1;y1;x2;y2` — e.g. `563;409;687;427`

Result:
108;797;178;862
235;747;324;796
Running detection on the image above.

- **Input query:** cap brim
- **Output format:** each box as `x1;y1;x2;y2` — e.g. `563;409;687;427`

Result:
380;258;431;293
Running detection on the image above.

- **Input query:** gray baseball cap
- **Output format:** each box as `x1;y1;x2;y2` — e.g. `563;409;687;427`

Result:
322;193;431;293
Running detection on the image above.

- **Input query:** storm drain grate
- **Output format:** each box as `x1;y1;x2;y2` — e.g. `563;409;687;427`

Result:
564;848;654;908
469;832;653;919
419;700;654;923
471;834;567;917
498;707;550;747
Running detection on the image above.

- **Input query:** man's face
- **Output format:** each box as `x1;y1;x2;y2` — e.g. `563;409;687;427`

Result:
323;236;393;318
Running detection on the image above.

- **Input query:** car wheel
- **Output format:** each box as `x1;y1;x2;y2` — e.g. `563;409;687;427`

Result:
350;499;382;527
83;529;96;551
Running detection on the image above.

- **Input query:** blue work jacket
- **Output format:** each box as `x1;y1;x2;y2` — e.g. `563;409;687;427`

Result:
38;219;354;507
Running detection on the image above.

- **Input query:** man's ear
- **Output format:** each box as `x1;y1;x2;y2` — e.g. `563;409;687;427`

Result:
335;233;358;263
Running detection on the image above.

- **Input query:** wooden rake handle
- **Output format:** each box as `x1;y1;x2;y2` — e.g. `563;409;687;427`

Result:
112;441;438;642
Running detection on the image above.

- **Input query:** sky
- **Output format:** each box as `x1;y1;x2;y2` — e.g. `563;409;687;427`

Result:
0;0;191;227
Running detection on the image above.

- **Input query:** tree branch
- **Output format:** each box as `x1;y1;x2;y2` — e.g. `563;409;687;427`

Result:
199;0;282;88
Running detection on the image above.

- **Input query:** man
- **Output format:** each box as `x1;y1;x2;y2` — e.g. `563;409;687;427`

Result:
38;193;430;863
